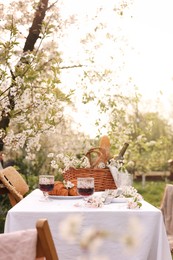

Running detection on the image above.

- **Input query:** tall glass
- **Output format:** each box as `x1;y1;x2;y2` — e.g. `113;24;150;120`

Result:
39;175;54;201
77;177;94;198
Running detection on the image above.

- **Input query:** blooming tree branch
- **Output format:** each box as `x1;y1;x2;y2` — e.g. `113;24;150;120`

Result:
23;0;49;52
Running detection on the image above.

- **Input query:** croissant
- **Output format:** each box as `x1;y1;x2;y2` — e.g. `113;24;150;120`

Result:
68;186;78;196
68;179;78;196
49;181;68;196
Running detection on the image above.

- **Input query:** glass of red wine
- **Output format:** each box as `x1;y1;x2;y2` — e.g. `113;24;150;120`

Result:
77;177;94;198
39;175;54;201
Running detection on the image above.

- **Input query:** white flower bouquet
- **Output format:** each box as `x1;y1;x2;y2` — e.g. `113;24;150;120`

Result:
48;153;91;174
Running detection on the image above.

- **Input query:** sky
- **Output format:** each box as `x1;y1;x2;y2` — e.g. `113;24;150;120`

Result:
59;0;173;98
126;0;173;115
2;0;173;102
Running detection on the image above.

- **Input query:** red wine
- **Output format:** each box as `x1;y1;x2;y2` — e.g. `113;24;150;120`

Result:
39;184;54;192
77;187;94;196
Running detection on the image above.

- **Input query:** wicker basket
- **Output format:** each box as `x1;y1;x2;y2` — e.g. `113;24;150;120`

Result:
63;167;117;191
85;147;108;168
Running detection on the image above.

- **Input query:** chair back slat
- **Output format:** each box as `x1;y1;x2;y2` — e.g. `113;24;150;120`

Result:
36;219;59;260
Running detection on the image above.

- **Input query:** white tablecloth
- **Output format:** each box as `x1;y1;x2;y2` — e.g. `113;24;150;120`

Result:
4;189;172;260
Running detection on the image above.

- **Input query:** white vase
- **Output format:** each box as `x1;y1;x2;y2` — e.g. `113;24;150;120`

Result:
117;172;133;187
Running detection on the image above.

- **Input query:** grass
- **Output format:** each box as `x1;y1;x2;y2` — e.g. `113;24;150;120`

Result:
133;180;171;208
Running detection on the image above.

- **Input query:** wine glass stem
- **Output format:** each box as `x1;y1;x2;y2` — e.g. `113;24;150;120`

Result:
43;191;49;199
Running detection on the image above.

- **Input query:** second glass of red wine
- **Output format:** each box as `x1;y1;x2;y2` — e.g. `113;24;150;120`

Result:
39;175;54;201
77;177;94;198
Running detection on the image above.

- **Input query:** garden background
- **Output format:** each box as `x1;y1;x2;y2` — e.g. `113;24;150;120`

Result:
1;0;173;234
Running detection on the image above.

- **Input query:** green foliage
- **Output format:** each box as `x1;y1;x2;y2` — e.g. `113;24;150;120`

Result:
104;94;173;174
0;194;11;233
133;180;170;208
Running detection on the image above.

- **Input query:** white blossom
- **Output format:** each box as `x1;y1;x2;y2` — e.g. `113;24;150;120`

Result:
49;153;90;173
120;217;143;255
80;227;106;252
84;196;105;208
59;214;83;243
63;180;74;189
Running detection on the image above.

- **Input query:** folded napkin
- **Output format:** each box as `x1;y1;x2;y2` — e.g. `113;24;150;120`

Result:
0;229;37;260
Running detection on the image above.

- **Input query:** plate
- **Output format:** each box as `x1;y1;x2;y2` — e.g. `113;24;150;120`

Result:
49;195;82;200
111;197;133;203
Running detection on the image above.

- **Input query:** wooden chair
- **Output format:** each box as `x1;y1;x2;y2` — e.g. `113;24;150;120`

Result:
0;219;58;260
0;166;29;206
0;183;23;206
36;219;59;260
160;184;173;253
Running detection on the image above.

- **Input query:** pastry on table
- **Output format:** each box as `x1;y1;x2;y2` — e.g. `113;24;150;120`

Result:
68;179;78;196
48;180;78;196
49;181;68;196
68;187;78;196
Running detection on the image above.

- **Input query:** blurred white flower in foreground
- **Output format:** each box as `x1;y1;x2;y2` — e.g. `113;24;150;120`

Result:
80;227;109;252
120;217;143;255
59;214;143;259
59;214;83;243
78;254;109;260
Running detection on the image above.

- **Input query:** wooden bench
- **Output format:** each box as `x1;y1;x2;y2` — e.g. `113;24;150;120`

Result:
134;171;170;186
